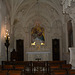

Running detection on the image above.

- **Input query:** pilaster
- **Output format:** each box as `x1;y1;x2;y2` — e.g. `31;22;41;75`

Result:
0;0;2;64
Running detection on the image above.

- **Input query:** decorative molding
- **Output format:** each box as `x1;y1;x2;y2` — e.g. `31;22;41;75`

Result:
62;0;75;13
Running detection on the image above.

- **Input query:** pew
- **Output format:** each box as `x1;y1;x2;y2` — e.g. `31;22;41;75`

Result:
2;65;14;70
1;60;67;75
2;61;32;74
2;61;13;65
14;65;25;70
47;60;66;66
0;72;7;75
8;70;22;75
68;69;75;75
52;69;67;75
49;65;61;74
0;65;2;70
0;70;8;75
32;61;47;74
24;61;32;75
61;64;72;70
2;61;31;65
14;65;25;74
47;60;66;74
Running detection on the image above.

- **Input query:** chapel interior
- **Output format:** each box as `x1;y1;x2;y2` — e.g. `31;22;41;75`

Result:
0;0;75;75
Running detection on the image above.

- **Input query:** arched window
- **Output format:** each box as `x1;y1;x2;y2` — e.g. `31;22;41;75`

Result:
31;24;45;45
67;20;73;47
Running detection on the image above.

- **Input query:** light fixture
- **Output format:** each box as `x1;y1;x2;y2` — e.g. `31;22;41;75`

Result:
4;29;10;61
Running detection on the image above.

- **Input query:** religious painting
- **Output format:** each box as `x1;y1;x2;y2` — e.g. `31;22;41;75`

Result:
31;25;45;45
67;20;73;47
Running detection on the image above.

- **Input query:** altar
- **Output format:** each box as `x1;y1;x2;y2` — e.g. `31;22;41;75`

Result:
26;52;51;61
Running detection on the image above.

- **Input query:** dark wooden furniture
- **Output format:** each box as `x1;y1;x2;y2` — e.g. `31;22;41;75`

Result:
2;65;14;70
49;65;61;74
2;60;68;75
52;69;67;75
8;70;22;75
68;69;75;75
0;70;8;75
61;64;72;70
10;49;18;61
32;61;47;74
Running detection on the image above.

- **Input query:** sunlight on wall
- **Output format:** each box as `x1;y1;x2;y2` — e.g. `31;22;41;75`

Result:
1;25;6;39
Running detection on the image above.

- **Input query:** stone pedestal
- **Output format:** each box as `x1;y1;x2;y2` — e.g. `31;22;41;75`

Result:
69;47;75;69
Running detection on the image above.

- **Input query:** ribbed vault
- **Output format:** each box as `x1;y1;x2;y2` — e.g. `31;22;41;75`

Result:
4;0;63;28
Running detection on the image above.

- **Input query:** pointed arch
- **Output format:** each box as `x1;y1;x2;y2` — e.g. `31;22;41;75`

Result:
67;20;73;47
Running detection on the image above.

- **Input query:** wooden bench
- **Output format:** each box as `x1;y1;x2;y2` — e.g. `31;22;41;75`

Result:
8;70;22;75
0;70;8;75
2;61;32;74
68;69;75;75
61;64;72;70
47;60;66;74
49;65;61;74
32;61;47;74
52;69;67;75
2;65;14;70
14;65;25;70
48;60;66;66
1;60;67;75
0;65;2;70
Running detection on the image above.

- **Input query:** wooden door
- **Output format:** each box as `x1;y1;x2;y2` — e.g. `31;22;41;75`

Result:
52;39;60;61
16;39;24;61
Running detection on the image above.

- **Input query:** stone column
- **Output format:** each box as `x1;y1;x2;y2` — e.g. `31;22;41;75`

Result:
24;27;29;61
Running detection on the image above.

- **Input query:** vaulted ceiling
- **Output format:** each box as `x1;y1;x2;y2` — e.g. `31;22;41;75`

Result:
4;0;63;28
